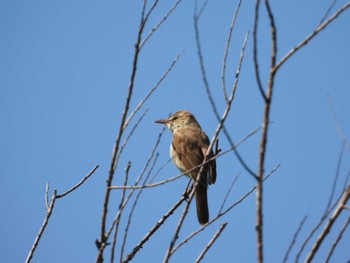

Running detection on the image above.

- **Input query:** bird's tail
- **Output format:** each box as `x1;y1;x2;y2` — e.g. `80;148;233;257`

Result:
194;180;209;225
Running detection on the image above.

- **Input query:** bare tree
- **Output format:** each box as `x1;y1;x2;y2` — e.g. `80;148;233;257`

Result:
25;1;350;263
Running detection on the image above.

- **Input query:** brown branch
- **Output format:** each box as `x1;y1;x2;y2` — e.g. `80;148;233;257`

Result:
255;0;278;261
295;194;340;262
194;0;256;178
193;0;220;119
304;185;350;263
163;186;195;263
328;95;350;151
221;0;243;102
25;190;57;263
122;193;188;263
194;222;228;263
56;165;99;198
275;1;350;71
171;164;280;255
26;165;99;263
319;0;338;26
101;127;164;257
140;0;184;48
96;2;146;259
110;162;130;263
123;51;184;130
115;110;149;169
282;215;308;263
120;153;159;260
218;172;240;214
253;0;267;101
324;216;350;263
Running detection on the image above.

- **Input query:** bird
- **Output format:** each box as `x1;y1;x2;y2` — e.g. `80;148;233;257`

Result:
155;110;216;225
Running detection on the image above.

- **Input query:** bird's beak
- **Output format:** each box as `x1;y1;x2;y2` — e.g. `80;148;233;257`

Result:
154;119;167;124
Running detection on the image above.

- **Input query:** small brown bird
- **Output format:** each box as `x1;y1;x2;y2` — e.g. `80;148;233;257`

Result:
155;110;216;225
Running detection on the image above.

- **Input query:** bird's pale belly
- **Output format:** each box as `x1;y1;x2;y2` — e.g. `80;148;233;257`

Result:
170;144;188;176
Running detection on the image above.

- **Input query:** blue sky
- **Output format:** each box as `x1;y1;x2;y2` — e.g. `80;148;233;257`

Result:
1;0;350;262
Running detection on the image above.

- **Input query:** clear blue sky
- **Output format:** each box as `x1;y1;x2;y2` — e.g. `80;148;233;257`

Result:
1;1;350;262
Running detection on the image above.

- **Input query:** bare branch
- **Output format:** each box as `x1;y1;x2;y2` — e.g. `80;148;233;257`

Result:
110;162;130;263
305;185;350;263
96;1;150;259
326;141;346;211
115;110;149;170
25;190;57;263
324;216;350;263
56;165;99;198
140;0;184;48
120;153;159;260
253;0;267;101
123;51;184;130
193;0;220;119
283;215;307;263
171;164;280;255
109;174;183;190
26;165;99;263
194;222;228;263
163;187;195;263
275;1;350;71
122;193;188;263
328;95;350;151
218;172;240;214
221;0;243;102
319;0;338;26
45;182;49;211
295;194;340;262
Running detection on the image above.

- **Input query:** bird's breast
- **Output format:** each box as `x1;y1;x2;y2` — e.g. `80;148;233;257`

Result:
170;143;187;174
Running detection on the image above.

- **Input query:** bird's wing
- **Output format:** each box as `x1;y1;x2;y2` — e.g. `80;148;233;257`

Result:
171;128;205;180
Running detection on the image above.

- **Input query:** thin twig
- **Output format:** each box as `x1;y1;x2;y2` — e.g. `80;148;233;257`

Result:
295;193;341;262
221;0;243;102
305;186;350;263
96;1;148;260
328;95;350;151
194;222;228;263
326;141;346;211
219;172;240;214
109;174;183;189
123;51;184;130
25;190;57;263
110;162;130;263
122;193;188;263
103;128;165;255
120;153;159;260
195;0;256;179
275;1;350;71
254;1;278;262
115;110;149;169
171;164;280;255
26;165;99;263
163;186;195;263
56;165;99;198
282;215;307;263
45;182;49;210
319;0;337;27
295;141;347;261
194;0;220;119
324;216;350;263
140;0;184;48
253;0;267;101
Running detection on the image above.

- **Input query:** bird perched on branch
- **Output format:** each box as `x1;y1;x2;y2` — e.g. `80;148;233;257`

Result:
155;110;217;225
